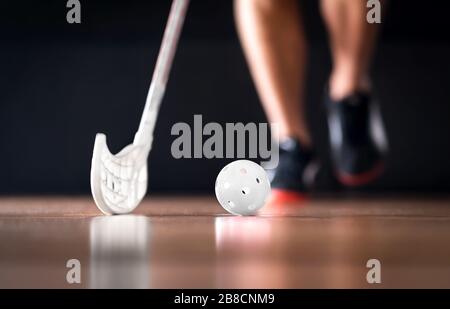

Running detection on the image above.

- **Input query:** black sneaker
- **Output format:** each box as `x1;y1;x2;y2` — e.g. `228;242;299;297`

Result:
325;90;388;186
269;137;319;202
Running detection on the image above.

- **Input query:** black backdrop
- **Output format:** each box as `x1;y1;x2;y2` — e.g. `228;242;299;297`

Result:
1;0;449;194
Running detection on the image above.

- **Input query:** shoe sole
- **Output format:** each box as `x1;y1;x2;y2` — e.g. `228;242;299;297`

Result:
336;161;385;187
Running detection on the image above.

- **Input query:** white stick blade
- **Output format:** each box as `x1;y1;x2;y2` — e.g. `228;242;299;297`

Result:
90;134;148;215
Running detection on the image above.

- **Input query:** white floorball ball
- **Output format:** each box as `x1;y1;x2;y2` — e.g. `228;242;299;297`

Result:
215;160;271;216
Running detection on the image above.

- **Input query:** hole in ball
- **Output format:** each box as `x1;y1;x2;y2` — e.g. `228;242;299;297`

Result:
256;178;260;183
241;187;250;195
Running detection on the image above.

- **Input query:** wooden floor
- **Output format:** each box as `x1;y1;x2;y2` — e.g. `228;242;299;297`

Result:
1;196;450;288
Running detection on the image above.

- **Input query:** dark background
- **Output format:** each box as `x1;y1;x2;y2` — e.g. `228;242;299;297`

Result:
0;0;449;195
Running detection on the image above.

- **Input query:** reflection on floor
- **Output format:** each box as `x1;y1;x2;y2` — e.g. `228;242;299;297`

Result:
1;196;450;288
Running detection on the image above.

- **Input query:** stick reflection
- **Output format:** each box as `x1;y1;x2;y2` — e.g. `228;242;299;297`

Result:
89;215;150;289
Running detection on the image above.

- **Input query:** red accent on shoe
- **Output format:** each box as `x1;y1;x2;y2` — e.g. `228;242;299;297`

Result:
269;189;308;205
337;161;385;187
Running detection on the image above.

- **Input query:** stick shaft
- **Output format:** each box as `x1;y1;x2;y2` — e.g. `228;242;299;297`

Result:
134;0;189;145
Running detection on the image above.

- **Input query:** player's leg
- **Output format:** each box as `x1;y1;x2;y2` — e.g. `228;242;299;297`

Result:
321;0;388;186
234;0;316;200
234;0;310;146
322;0;379;100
